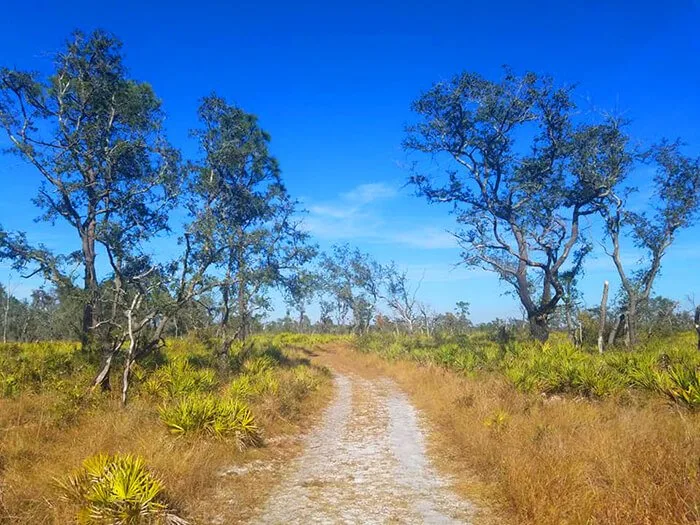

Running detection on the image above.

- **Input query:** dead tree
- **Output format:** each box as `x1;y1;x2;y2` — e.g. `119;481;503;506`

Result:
597;281;609;354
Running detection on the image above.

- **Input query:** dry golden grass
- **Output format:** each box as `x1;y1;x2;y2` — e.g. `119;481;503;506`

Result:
0;358;332;524
319;342;700;525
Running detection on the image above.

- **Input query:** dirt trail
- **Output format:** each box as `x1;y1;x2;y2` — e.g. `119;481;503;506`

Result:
253;362;476;524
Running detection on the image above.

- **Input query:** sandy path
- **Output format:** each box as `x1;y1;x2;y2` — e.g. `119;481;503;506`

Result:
253;371;475;524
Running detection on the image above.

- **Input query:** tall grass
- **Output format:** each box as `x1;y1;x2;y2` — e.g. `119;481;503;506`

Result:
343;336;700;524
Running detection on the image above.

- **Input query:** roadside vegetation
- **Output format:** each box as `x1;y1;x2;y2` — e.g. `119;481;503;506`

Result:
0;335;331;524
358;331;700;406
351;331;700;524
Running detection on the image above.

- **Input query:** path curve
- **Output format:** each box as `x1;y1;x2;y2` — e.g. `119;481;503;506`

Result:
253;371;475;524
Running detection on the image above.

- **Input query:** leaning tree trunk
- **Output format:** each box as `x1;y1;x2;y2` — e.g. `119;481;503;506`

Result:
597;281;609;354
92;340;123;392
121;315;169;405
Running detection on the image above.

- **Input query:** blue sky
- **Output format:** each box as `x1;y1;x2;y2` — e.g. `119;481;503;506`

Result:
1;0;699;322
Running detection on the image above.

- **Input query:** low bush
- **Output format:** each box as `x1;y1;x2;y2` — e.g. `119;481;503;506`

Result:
0;341;83;396
158;395;262;449
142;360;216;400
228;370;279;400
56;453;185;524
661;365;700;408
356;331;700;407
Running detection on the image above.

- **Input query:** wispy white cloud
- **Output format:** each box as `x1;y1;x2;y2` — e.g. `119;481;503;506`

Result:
302;182;457;250
387;228;458;249
307;205;357;220
340;183;398;204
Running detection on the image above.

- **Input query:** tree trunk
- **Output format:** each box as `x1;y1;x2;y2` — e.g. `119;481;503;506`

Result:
235;279;249;342
565;303;577;346
626;301;637;347
2;283;9;344
607;313;625;348
597;281;609;354
218;337;234;374
92;342;121;391
528;314;549;342
695;306;700;351
94;346;114;390
121;352;135;406
81;229;98;352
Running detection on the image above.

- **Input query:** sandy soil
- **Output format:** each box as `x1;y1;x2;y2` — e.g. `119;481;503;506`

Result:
252;369;476;524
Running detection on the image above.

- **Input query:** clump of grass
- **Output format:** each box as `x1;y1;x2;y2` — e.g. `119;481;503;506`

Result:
228;370;279;401
483;409;509;434
56;453;186;524
158;395;262;449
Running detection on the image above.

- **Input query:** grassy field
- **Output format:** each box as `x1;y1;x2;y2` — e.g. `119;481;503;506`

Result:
352;332;700;524
0;334;337;524
2;331;698;524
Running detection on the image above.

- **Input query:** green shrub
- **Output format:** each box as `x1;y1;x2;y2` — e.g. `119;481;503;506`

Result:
228;370;279;400
56;453;184;524
159;395;262;449
355;331;700;406
142;360;216;399
659;365;700;409
242;355;277;375
0;341;82;396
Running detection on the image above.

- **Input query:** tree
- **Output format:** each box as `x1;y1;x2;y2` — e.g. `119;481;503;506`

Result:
405;69;627;341
433;302;472;336
602;142;700;346
320;245;383;333
190;95;315;369
0;30;178;352
284;271;321;333
382;263;421;333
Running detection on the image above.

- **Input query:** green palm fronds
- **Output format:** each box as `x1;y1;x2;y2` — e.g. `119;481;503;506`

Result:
143;360;216;399
56;453;185;524
159;395;262;449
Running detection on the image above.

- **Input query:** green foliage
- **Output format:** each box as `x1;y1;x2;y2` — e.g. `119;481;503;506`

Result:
0;341;83;396
483;409;510;433
56;453;181;524
661;365;700;409
357;331;700;406
242;355;277;376
142;360;216;399
158;395;262;449
228;370;279;401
